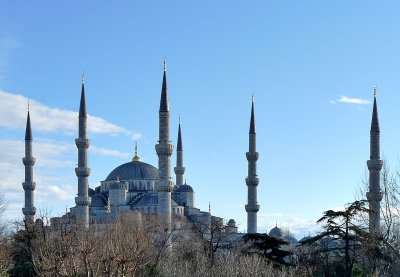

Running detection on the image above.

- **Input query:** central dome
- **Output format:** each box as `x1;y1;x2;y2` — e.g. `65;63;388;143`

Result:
105;161;158;181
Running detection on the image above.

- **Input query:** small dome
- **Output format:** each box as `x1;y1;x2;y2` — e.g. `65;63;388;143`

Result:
105;161;158;181
91;194;107;208
227;219;236;227
177;184;194;192
269;225;284;238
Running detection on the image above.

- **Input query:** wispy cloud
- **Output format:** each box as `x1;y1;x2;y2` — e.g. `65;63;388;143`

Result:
90;146;130;158
0;91;141;137
330;96;370;105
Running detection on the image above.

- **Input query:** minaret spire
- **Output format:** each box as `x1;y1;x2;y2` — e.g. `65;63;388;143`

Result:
245;95;260;233
22;108;36;225
155;60;174;243
175;116;185;187
367;83;383;234
75;73;91;228
160;58;169;112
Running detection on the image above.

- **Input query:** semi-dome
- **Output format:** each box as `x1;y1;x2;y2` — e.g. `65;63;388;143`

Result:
105;161;158;181
91;194;107;207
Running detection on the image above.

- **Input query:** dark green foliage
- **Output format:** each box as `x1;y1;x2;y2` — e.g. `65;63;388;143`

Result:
8;229;38;276
243;233;291;265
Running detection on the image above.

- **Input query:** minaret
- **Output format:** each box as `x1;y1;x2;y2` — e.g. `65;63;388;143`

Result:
75;73;91;228
245;95;260;233
155;59;174;231
22;107;36;225
366;83;383;234
174;116;185;188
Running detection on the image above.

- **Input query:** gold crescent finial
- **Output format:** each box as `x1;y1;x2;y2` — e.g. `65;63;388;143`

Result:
374;81;377;97
163;58;166;72
28;100;30;111
82;70;85;84
179;114;181;124
252;93;254;102
209;202;211;213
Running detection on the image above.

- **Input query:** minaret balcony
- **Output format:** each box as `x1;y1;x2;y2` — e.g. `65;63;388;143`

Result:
245;177;259;186
174;167;185;175
366;191;383;202
246;152;259;161
75;167;91;177
75;138;90;148
22;181;36;190
245;204;260;213
155;180;174;192
367;159;383;170
22;157;36;166
155;144;174;156
75;196;92;206
22;206;36;216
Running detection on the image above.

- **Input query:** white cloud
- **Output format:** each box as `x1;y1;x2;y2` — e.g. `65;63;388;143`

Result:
336;96;370;105
0;91;138;136
90;146;130;158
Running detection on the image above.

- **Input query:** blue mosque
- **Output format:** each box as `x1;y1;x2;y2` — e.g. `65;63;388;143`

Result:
21;60;383;240
21;60;257;233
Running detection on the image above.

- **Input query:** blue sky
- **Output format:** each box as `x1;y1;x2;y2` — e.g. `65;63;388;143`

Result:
1;1;400;237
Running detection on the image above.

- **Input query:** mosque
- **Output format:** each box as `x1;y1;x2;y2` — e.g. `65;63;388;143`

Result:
20;60;383;240
21;60;248;233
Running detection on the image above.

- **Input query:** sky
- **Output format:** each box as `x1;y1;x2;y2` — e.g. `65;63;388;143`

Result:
1;1;400;238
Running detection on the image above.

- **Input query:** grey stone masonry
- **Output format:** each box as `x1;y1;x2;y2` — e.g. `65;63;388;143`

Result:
155;60;173;234
245;98;259;234
75;77;91;228
22;110;36;225
367;85;383;234
174;119;185;187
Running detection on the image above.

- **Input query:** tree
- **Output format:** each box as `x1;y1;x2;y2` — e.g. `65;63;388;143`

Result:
242;233;291;266
300;200;370;277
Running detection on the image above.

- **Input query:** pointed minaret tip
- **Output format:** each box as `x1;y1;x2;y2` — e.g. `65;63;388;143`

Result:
25;109;32;141
177;116;183;151
249;95;256;134
79;73;87;117
82;70;85;84
159;59;170;112
371;82;380;133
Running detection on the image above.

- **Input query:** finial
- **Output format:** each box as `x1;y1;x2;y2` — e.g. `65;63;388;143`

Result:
374;81;377;97
209;202;211;213
163;58;166;72
65;205;68;215
82;70;85;84
132;142;141;162
179;114;181;124
28;100;30;111
252;93;254;102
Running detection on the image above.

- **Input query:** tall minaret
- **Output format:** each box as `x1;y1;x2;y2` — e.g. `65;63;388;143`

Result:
245;96;260;233
366;83;383;234
174;116;185;188
155;59;173;231
75;73;91;228
22;108;36;225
